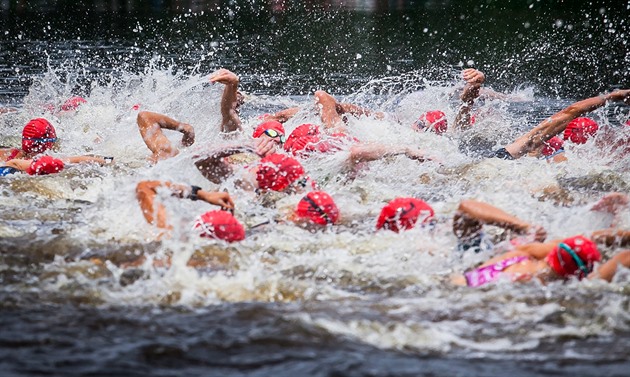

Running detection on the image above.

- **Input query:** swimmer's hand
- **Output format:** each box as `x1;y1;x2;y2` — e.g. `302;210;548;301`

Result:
199;190;235;210
404;148;441;163
462;68;485;84
178;123;195;147
254;137;279;157
209;69;239;86
526;224;547;242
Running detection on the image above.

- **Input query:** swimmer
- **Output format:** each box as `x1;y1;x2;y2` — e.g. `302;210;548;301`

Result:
2;155;114;176
451;236;630;287
1;118;58;161
375;197;546;252
472;86;630;160
1;118;114;176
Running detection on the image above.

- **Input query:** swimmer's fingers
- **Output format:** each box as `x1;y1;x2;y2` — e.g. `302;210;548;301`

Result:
178;123;195;146
462;69;485;84
209;69;239;85
254;137;278;157
202;191;235;209
532;225;547;242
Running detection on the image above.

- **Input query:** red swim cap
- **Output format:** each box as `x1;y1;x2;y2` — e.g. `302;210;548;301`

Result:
22;118;57;155
252;121;285;139
256;153;305;192
563;117;598;144
376;197;435;233
60;96;87;112
546;235;601;279
296;191;340;225
541;136;565;156
283;124;322;155
192;210;245;242
414;110;447;135
26;156;65;175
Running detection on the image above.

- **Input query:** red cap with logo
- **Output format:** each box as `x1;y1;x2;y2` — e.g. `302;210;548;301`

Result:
26;156;65;175
296;191;340;225
60;96;87;112
376;197;435;232
22;118;57;155
253;121;285;139
545;235;600;279
414;110;447;135
541;136;565;156
563;117;598;144
256;153;305;191
192;210;245;242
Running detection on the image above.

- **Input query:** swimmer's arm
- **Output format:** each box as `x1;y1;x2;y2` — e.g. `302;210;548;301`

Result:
588;250;630;282
314;90;347;134
136;180;171;229
454;69;484;132
348;144;431;166
209;69;242;134
4;159;31;171
590;229;630;248
61;156;114;165
0;107;18;114
137;111;195;160
454;200;547;241
260;107;300;123
513;241;558;260
505;89;630;159
194;146;252;184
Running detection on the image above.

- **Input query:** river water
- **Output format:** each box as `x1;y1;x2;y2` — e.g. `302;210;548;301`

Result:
1;1;630;376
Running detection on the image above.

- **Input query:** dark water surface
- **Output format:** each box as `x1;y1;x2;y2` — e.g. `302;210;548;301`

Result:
1;1;630;377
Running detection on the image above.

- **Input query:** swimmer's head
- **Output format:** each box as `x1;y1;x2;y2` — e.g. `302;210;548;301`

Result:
413;110;447;135
192;210;246;242
253;121;286;144
22;118;57;155
545;235;600;279
60;96;87;112
26;156;65;175
541;136;565;156
284;124;322;155
294;191;340;226
376;197;435;233
563;117;598;144
256;153;306;192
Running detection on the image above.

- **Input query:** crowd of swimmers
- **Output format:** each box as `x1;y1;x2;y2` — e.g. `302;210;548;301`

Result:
2;67;630;288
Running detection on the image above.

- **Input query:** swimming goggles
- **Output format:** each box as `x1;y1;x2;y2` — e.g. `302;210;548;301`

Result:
263;129;286;144
301;194;333;224
557;242;590;276
22;137;58;143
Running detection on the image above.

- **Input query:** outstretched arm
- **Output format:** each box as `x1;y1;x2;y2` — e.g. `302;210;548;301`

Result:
137;111;195;163
505;89;630;159
454;69;485;132
453;199;547;243
588;250;630;282
136;180;235;228
259;107;300;124
347;144;432;166
209;69;242;134
62;156;114;165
